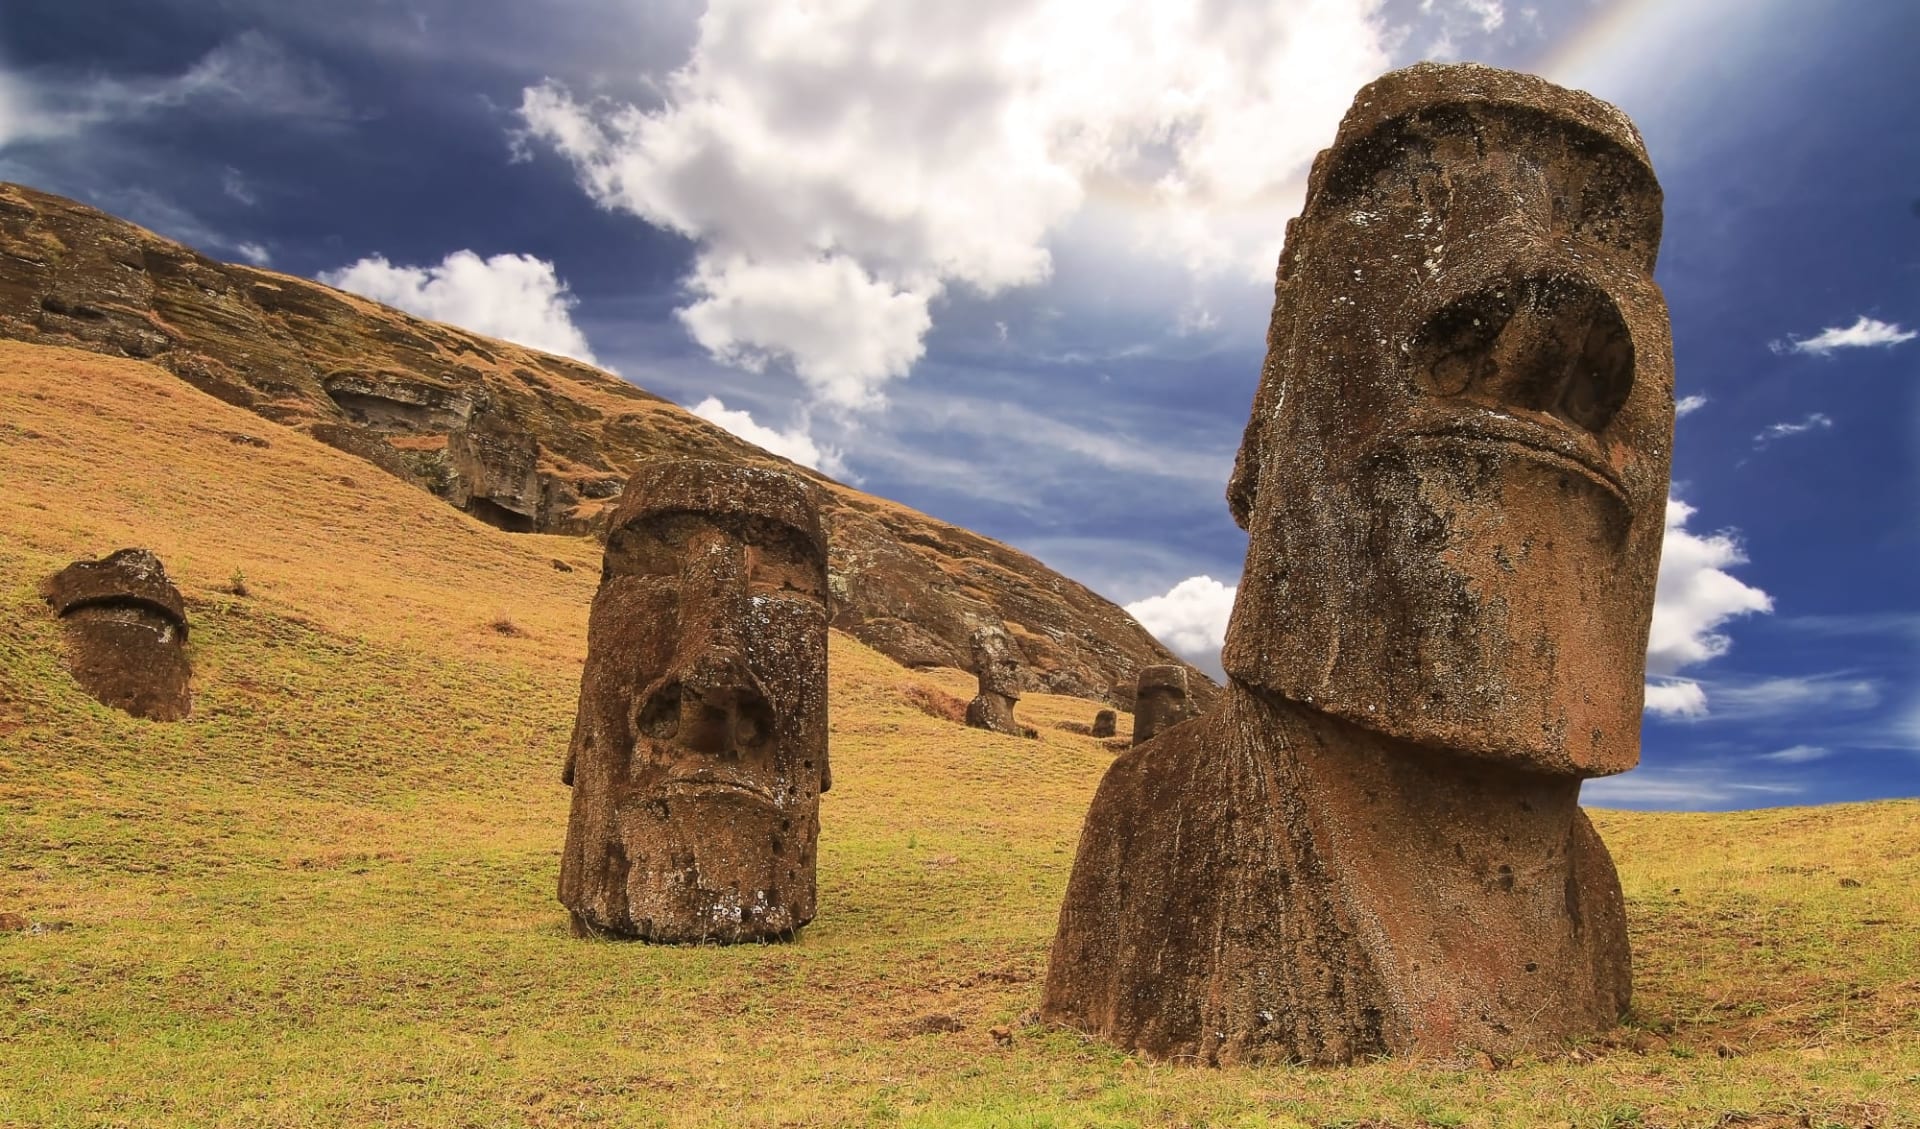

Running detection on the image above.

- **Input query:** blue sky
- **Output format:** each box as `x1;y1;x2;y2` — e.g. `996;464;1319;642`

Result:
2;0;1913;810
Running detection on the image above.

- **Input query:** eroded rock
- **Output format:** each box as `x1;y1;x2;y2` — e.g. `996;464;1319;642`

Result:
1130;665;1190;746
44;548;192;721
560;460;830;943
1043;63;1672;1065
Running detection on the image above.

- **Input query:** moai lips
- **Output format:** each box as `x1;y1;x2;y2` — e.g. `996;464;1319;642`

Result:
964;622;1027;737
1045;63;1669;1065
560;460;830;943
45;549;192;721
1131;665;1191;746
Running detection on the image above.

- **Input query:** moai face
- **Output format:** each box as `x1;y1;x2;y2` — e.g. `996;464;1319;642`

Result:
1222;64;1674;776
971;624;1022;700
45;549;192;721
562;461;830;942
1132;665;1190;746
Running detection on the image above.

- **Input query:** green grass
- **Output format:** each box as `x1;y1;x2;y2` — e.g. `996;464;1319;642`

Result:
2;342;1918;1127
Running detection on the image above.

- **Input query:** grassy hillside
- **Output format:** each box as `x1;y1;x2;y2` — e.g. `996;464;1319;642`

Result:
1;340;1915;1128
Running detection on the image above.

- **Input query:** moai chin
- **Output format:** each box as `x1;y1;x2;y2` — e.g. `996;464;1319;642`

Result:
1044;63;1673;1065
1130;665;1190;746
45;549;192;721
560;460;831;943
963;622;1026;737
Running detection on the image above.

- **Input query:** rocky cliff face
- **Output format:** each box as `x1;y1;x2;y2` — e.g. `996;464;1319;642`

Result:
0;182;1215;705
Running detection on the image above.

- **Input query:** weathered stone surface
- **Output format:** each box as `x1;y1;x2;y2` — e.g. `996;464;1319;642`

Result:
44;549;192;721
1090;709;1117;738
1044;63;1672;1065
0;182;1216;707
560;460;830;943
1130;665;1191;747
964;622;1027;737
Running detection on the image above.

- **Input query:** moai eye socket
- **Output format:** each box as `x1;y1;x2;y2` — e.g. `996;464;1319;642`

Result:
733;700;774;752
638;684;681;741
745;521;825;599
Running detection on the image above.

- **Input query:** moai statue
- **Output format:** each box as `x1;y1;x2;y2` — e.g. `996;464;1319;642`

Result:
44;549;192;721
963;622;1026;737
1044;63;1673;1064
1090;709;1117;738
1130;665;1191;746
560;460;831;943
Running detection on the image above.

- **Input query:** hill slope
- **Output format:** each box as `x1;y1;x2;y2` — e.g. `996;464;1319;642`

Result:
3;341;1918;1127
0;182;1215;708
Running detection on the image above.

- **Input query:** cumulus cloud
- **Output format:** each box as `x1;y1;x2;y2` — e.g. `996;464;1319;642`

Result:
1754;412;1833;446
1771;315;1916;356
1125;575;1237;662
319;251;600;365
233;241;272;267
689;397;847;477
515;0;1390;411
1643;679;1708;720
1675;393;1709;417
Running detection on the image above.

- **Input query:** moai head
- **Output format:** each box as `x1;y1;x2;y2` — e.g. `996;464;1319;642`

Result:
1222;63;1673;777
971;622;1022;701
564;460;830;942
1091;708;1117;738
44;549;192;721
1132;665;1190;746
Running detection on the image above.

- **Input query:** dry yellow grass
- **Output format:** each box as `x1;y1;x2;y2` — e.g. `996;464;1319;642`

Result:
1;341;1916;1128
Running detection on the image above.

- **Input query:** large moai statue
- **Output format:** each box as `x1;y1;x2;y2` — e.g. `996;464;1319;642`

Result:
1044;63;1674;1065
44;549;192;721
561;460;831;943
963;621;1026;737
1130;665;1191;746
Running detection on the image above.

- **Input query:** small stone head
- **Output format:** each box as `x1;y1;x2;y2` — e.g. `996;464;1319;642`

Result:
1222;64;1674;777
971;622;1022;700
1132;664;1190;746
563;460;830;942
44;548;192;721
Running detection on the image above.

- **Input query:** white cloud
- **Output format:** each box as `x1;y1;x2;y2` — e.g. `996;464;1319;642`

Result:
0;31;346;148
1703;674;1881;721
1675;393;1709;417
223;167;258;206
234;241;272;267
689;396;847;478
1772;315;1916;356
1643;679;1708;720
1582;767;1802;810
1759;744;1832;763
1125;575;1236;663
318;251;600;366
1754;411;1833;446
1647;496;1773;680
516;0;1390;412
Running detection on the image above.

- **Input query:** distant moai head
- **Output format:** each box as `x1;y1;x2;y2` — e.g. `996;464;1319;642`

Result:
1132;665;1190;746
1222;63;1674;777
1091;708;1117;738
562;460;830;942
44;548;192;721
970;622;1022;700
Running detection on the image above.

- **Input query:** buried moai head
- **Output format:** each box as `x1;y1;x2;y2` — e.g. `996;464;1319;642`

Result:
1131;665;1190;746
1090;709;1117;738
1222;63;1674;777
964;621;1027;736
44;549;192;721
560;460;830;943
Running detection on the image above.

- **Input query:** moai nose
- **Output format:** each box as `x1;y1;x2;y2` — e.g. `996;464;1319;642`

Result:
1414;277;1635;435
635;651;775;761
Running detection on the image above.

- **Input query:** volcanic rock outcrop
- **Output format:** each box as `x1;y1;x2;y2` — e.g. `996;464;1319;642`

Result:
44;549;192;720
963;622;1028;737
561;460;830;943
0;181;1216;707
1130;665;1191;746
1043;63;1673;1065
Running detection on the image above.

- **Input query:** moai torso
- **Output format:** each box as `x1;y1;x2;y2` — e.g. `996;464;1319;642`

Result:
560;461;831;943
1131;665;1190;746
1045;63;1672;1064
45;549;192;721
